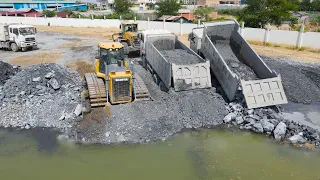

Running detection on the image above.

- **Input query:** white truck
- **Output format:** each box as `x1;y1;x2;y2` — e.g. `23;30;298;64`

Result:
140;29;211;92
0;23;37;52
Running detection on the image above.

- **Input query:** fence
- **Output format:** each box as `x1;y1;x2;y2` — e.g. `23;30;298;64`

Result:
1;16;320;49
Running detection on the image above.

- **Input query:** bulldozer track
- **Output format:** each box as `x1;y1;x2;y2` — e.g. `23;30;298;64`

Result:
85;73;107;108
134;74;150;101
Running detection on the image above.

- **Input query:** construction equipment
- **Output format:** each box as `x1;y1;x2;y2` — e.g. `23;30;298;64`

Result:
188;20;288;109
140;29;211;92
112;22;140;54
0;23;37;52
85;42;150;108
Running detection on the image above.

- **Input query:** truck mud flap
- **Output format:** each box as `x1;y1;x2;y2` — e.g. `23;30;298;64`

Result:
172;61;212;91
241;77;288;109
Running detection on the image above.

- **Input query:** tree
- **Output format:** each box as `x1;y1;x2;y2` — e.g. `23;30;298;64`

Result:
155;0;182;17
42;10;56;17
193;7;215;21
239;0;299;28
114;0;134;14
147;3;155;10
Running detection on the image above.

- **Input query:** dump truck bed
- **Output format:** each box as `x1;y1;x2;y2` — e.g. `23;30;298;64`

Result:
198;20;287;108
145;34;211;91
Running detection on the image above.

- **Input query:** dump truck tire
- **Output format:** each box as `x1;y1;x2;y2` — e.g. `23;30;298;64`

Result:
122;42;129;55
11;43;19;52
159;81;168;92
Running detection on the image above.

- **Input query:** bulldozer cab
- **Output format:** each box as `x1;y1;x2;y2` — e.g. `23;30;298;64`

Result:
121;22;138;33
98;42;125;74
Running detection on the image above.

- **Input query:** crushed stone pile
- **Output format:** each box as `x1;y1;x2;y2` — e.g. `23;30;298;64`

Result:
160;49;200;65
0;61;20;86
76;63;227;144
214;40;258;80
262;56;320;104
0;63;83;131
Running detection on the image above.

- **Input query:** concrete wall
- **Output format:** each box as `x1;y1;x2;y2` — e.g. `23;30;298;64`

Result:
1;16;320;49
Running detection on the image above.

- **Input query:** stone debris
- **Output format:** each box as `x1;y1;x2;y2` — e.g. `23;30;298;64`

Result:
159;49;200;65
0;63;83;131
289;134;306;144
0;61;20;86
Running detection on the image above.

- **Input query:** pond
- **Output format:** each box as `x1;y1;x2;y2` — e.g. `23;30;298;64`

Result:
0;128;319;180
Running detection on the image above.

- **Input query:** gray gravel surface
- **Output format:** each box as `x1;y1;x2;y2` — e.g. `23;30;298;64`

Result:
0;63;83;132
0;61;20;86
159;49;200;65
262;56;320;104
214;40;258;80
76;59;227;144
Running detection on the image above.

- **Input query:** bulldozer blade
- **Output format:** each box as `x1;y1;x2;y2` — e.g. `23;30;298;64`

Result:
104;102;111;117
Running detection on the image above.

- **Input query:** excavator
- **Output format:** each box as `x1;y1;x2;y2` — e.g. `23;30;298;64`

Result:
112;22;141;54
84;42;150;112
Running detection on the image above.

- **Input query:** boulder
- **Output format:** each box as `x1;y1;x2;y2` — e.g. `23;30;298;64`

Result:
252;123;264;133
48;78;61;90
261;119;275;132
74;104;82;116
223;112;236;123
45;72;55;79
32;77;41;82
232;104;243;112
289;134;306;144
244;117;255;125
274;122;287;140
235;116;244;125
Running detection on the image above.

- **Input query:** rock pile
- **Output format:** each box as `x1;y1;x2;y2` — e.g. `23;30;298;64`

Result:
223;102;320;148
0;63;83;131
0;61;20;86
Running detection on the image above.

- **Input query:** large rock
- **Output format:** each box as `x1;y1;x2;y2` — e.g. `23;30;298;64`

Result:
252;123;264;133
289;134;306;144
274;122;287;140
223;112;236;123
261;119;275;132
48;78;61;90
244;117;255;125
74;104;82;116
235;116;244;125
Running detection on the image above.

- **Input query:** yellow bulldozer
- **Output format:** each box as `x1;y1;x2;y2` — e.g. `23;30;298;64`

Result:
112;22;141;54
84;42;150;109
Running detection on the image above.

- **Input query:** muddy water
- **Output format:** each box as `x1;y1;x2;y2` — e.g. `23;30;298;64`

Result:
0;128;319;180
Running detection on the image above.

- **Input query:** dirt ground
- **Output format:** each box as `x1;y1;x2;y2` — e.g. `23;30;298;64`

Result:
8;52;61;67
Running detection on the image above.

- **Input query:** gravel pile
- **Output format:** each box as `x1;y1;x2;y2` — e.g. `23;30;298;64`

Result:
160;49;200;65
262;56;320;104
0;63;83;131
0;61;20;86
76;61;227;144
214;40;258;80
223;102;320;148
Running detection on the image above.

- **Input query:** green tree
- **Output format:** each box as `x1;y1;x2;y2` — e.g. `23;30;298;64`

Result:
193;7;215;21
239;0;299;28
147;3;156;10
114;0;134;14
42;10;56;17
155;0;182;17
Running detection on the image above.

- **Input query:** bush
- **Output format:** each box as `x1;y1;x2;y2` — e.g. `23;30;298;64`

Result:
217;9;243;17
42;10;56;17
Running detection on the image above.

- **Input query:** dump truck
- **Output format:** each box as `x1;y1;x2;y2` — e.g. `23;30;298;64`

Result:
140;29;211;92
189;20;287;109
85;42;150;109
0;23;37;52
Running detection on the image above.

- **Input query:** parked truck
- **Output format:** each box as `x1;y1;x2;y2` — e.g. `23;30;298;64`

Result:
140;29;211;92
0;23;37;52
189;20;288;109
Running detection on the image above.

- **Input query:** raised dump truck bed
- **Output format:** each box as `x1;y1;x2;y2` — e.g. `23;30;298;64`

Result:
143;32;211;91
190;20;287;108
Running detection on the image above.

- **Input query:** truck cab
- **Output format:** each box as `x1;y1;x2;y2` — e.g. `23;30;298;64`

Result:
0;24;37;52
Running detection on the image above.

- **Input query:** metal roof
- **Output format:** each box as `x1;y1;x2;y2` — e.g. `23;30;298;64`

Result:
0;0;75;3
157;15;185;21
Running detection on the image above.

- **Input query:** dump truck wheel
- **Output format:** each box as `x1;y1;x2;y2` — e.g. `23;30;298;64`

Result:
159;81;168;92
153;74;159;85
11;43;19;52
122;42;129;55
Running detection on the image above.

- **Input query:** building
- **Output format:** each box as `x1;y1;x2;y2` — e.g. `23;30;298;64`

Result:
197;0;240;6
156;15;191;23
0;0;86;11
0;8;42;16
